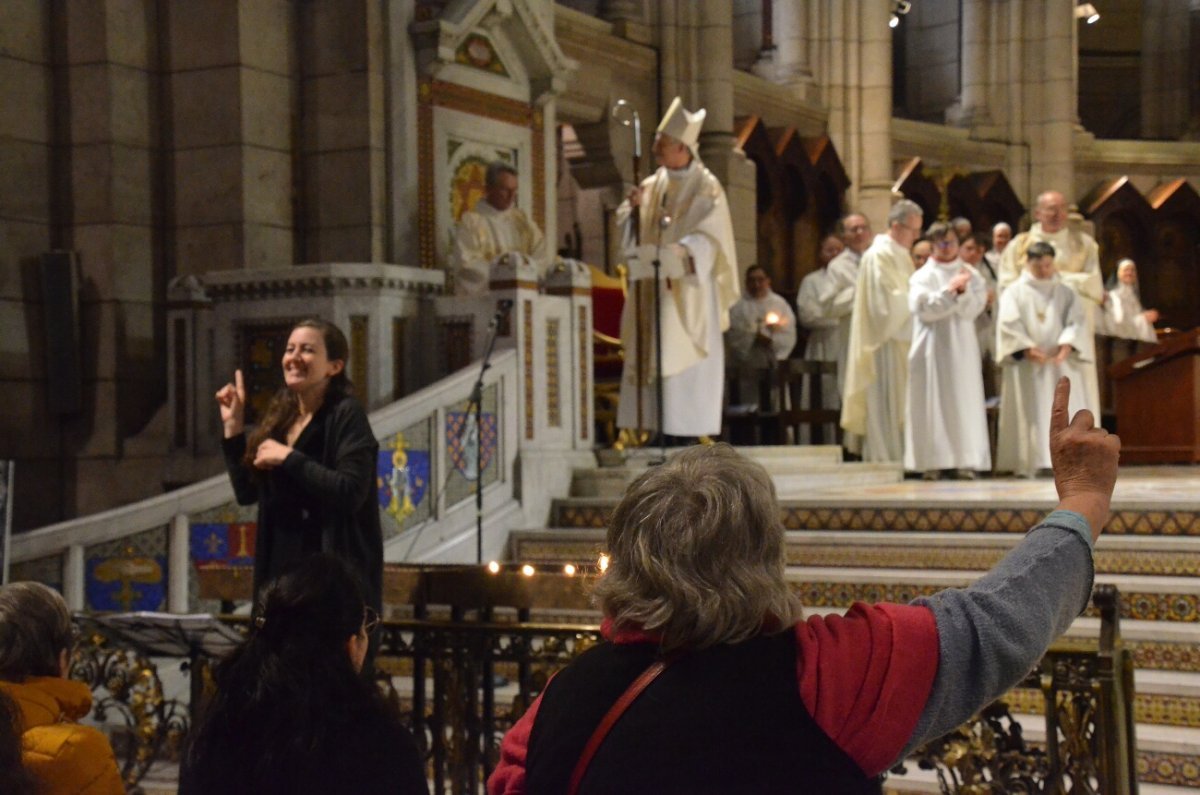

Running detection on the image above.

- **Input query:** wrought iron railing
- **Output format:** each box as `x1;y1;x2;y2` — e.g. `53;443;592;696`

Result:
892;584;1138;794
70;582;1135;794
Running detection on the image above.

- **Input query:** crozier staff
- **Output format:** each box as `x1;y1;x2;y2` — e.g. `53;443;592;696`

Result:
215;318;383;624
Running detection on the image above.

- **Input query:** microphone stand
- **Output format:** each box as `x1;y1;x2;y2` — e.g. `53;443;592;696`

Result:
652;206;671;464
464;299;513;563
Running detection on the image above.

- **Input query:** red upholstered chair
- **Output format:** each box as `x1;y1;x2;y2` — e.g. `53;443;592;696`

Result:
590;263;627;444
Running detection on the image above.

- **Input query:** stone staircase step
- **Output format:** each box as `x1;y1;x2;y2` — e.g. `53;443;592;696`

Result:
512;528;1200;578
570;461;900;498
597;444;845;469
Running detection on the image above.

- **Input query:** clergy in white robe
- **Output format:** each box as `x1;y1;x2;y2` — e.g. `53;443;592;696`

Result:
840;200;925;462
793;235;848;441
995;242;1092;477
726;266;797;366
1100;259;1159;344
450;162;547;296
904;226;991;474
615;97;740;437
998;191;1103;415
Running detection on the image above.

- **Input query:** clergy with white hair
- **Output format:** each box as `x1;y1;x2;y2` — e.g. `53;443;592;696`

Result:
616;97;740;439
841;199;925;462
998;191;1103;415
995;241;1091;477
1101;258;1159;344
904;222;991;478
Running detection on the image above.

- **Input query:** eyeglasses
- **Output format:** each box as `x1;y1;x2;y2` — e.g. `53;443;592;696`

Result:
363;606;381;635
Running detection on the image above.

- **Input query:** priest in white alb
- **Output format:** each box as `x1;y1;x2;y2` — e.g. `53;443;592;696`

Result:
995;241;1091;477
903;223;991;478
615;97;740;439
998;191;1103;414
840;199;925;462
795;234;848;439
450;161;547;296
726;265;797;366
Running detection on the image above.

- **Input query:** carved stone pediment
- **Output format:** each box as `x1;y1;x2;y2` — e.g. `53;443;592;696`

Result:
412;0;577;103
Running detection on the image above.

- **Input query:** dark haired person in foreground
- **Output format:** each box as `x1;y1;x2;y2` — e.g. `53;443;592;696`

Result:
0;582;124;794
489;377;1118;794
180;555;427;794
216;318;383;626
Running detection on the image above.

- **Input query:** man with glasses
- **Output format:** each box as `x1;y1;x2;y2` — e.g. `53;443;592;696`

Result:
841;199;924;462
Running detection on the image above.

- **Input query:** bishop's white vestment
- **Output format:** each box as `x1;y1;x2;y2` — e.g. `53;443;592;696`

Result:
450;199;546;296
995;271;1091;476
998;223;1103;414
904;260;991;472
615;160;739;436
841;234;914;462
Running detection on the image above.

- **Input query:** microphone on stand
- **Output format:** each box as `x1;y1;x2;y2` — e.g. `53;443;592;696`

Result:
489;299;515;330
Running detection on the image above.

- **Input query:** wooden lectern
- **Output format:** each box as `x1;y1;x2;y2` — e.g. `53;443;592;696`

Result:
1110;329;1200;463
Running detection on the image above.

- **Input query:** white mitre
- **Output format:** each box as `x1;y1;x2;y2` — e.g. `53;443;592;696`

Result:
657;96;705;154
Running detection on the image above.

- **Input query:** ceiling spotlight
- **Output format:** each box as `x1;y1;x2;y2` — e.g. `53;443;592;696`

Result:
1075;3;1099;24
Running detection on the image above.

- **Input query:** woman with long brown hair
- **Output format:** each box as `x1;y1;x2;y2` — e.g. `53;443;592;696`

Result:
216;319;383;626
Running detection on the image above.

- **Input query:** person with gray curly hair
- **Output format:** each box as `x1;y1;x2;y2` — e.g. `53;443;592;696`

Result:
0;582;124;794
490;378;1119;793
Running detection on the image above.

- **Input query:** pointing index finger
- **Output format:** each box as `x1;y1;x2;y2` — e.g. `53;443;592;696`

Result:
234;368;245;397
1050;376;1071;437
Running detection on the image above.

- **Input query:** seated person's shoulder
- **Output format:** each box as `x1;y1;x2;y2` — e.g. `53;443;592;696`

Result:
23;722;125;794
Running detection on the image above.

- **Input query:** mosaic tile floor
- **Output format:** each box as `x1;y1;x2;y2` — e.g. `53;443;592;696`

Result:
793;465;1200;509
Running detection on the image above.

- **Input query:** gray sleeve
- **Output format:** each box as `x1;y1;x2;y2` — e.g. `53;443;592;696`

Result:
898;510;1095;760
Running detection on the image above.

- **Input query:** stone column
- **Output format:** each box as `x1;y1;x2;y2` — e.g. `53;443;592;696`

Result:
1141;0;1191;139
694;0;736;176
0;0;56;526
167;1;294;275
300;0;389;262
1031;0;1075;196
600;0;651;44
825;0;893;226
947;0;991;127
772;0;817;97
62;0;167;515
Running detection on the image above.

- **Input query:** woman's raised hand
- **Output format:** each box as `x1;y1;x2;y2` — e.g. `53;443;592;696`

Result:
216;369;246;438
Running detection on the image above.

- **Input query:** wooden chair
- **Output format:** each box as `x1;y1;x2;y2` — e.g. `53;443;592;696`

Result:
774;360;841;445
722;363;780;445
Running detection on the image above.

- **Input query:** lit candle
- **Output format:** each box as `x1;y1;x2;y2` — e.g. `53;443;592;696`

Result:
563;563;576;576
598;554;609;572
521;564;535;577
487;561;501;574
764;311;781;327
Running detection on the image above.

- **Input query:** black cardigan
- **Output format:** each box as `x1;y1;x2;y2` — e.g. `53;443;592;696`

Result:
221;394;383;611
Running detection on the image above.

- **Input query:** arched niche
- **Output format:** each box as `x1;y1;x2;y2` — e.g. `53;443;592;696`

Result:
774;129;848;298
1081;177;1155;283
1147;180;1200;330
892;158;939;228
952;171;1025;236
736;116;788;290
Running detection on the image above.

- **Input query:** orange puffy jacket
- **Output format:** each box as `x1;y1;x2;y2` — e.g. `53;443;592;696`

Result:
0;677;125;794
